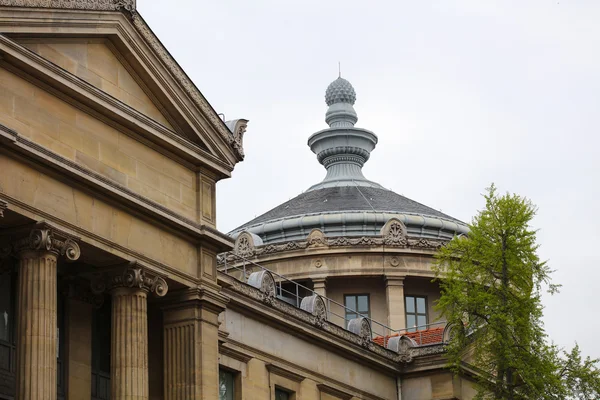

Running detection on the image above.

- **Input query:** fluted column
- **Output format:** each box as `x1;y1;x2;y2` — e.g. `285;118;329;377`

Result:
162;288;228;400
385;276;406;331
12;224;81;400
92;265;168;400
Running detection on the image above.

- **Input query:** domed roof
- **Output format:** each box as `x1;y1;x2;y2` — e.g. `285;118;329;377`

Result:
230;75;468;244
325;77;356;106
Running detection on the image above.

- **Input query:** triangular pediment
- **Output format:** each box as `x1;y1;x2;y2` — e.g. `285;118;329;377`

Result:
0;4;244;176
19;38;175;130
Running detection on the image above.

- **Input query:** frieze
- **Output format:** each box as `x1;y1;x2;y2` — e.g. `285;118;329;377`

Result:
0;0;135;11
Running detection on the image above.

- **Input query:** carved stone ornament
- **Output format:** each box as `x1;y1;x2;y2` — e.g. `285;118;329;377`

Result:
380;218;408;246
443;321;464;343
4;223;81;261
234;232;256;258
347;317;372;347
91;264;168;297
387;335;418;363
225;119;248;158
0;0;136;11
246;270;276;304
307;229;327;248
0;200;7;218
389;256;400;267
300;294;327;325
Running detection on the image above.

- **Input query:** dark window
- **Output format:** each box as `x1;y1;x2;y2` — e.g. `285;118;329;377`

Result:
405;296;427;331
92;299;111;400
275;387;291;400
218;369;235;400
344;294;370;327
0;264;16;398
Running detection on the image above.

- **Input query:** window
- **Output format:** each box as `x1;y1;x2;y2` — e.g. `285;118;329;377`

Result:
344;294;370;327
405;296;427;332
275;387;291;400
219;369;235;400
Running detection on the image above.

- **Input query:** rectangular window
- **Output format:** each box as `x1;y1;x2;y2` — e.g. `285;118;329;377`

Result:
405;296;427;332
344;294;370;327
219;369;235;400
275;387;291;400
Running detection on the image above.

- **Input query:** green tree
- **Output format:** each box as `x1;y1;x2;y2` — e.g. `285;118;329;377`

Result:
433;185;600;399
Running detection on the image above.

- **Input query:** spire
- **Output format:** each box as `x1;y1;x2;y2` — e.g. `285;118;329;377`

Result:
306;77;381;191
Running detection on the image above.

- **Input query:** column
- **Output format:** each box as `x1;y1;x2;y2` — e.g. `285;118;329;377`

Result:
162;287;228;400
385;276;406;331
313;278;327;298
13;225;81;400
91;265;168;400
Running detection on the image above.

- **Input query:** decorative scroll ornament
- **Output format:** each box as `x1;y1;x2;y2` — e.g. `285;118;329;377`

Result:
234;231;258;258
442;321;465;344
307;229;327;248
0;200;6;218
247;270;276;304
225;119;248;158
381;218;408;247
300;294;327;326
387;335;418;363
8;223;81;261
347;317;372;347
91;264;168;297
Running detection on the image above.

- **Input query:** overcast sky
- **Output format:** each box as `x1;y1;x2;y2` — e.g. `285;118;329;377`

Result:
139;0;600;358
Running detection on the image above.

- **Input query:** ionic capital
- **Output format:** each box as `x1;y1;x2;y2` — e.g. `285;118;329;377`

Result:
0;200;7;218
91;263;168;297
1;222;81;261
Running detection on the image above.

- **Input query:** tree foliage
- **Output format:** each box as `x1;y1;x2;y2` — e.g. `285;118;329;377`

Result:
433;185;600;399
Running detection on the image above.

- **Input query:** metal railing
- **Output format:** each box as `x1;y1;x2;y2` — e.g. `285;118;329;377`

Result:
218;252;447;347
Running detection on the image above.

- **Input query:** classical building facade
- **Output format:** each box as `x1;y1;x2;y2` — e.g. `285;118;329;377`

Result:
0;1;477;400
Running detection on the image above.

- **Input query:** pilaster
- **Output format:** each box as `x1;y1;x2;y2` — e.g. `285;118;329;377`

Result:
312;277;327;298
162;286;229;400
385;276;406;331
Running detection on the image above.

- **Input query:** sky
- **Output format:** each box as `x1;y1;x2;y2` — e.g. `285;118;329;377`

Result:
138;0;600;358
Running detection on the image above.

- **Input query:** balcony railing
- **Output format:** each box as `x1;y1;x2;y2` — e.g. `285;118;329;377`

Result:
218;252;448;348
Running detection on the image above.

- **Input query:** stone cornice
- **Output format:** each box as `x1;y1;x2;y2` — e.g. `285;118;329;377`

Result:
0;123;234;252
218;344;253;364
317;383;354;400
0;5;245;164
266;363;306;382
0;34;232;177
162;286;230;315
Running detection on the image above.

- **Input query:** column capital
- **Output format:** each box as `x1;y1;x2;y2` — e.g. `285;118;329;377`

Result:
91;262;168;297
385;275;405;287
2;222;81;261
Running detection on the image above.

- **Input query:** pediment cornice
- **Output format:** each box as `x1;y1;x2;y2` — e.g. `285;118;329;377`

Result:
0;2;245;169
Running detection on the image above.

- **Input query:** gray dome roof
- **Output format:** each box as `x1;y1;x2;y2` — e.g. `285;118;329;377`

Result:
325;77;356;106
230;186;468;244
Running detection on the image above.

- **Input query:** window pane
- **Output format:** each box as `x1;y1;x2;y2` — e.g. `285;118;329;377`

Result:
406;315;416;330
0;269;11;342
275;388;289;400
416;297;426;314
417;315;427;329
219;369;234;400
405;296;415;313
345;296;356;311
357;295;369;314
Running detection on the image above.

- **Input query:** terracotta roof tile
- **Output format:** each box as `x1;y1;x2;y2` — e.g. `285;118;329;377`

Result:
373;326;444;347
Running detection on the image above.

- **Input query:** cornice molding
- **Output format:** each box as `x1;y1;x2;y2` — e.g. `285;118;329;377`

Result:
0;123;234;252
0;0;135;11
266;363;306;383
219;344;253;364
317;383;353;400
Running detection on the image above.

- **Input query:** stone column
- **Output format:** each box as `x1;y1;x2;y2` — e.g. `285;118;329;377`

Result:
12;225;81;400
312;278;327;298
162;287;228;400
92;265;168;400
385;277;406;331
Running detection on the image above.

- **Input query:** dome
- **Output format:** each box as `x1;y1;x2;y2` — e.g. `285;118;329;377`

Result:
325;77;356;106
229;75;469;245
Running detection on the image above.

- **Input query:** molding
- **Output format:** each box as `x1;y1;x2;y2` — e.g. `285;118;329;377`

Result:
0;2;244;162
266;363;306;383
317;383;354;400
0;123;234;252
219;344;253;364
0;35;233;176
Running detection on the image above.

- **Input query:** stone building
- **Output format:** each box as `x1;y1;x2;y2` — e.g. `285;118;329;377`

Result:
0;1;477;400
